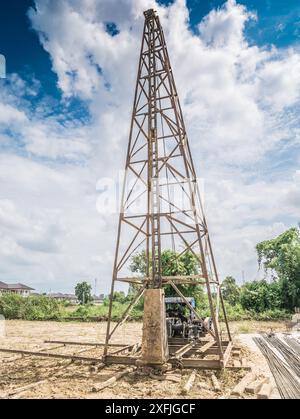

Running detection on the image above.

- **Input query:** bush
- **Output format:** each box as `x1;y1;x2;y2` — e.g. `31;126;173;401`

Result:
247;309;291;321
240;280;282;312
220;303;249;321
0;293;23;319
0;294;62;320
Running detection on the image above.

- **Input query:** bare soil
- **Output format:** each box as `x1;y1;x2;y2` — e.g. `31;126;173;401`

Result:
0;320;285;399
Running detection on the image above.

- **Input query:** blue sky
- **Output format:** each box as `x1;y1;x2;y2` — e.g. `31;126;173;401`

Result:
1;1;300;98
0;0;299;293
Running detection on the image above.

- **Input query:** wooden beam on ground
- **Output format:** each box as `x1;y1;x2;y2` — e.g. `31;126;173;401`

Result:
0;379;52;399
204;347;230;355
0;348;101;363
257;383;273;399
104;355;138;365
181;370;197;395
211;373;221;392
197;340;216;354
174;340;199;359
231;372;255;396
92;367;135;392
109;345;134;355
246;377;269;395
172;357;221;369
226;365;252;371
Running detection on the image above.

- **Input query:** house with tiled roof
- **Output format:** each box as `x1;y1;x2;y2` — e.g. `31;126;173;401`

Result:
0;281;34;297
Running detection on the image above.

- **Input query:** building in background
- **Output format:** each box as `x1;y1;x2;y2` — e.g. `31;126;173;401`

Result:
93;294;105;305
0;282;34;297
47;293;79;305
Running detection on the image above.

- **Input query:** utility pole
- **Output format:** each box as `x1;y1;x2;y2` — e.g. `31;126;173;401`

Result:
94;278;98;297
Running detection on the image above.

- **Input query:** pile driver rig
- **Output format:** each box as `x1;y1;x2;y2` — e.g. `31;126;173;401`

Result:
103;9;232;370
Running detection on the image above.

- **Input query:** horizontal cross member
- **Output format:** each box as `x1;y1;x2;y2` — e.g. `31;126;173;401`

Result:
115;275;216;285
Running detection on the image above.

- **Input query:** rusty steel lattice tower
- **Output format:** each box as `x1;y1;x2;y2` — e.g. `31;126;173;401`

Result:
104;9;232;369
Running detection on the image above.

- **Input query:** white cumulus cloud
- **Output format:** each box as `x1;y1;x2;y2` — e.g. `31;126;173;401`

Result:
0;0;299;292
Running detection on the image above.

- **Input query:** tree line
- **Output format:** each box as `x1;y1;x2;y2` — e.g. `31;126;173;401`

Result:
130;226;300;318
223;226;300;313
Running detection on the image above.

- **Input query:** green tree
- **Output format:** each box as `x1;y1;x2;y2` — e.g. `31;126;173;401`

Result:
256;227;300;310
130;250;207;309
112;291;127;303
130;249;200;277
221;276;240;305
75;282;93;305
240;280;282;312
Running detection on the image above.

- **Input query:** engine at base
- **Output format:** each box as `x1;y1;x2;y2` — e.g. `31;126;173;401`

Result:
165;297;213;339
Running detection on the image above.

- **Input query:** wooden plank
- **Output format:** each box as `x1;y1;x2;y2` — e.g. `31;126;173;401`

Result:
174;340;199;359
92;367;135;392
104;355;138;365
226;365;252;371
165;374;181;383
109;345;134;355
233;360;242;368
211;374;221;392
257;383;273;399
231;372;255;396
181;370;197;395
201;347;229;355
1;379;51;399
197;340;216;354
246;377;269;395
175;357;221;369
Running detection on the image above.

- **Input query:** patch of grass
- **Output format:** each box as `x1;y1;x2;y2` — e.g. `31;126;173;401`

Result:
237;324;252;334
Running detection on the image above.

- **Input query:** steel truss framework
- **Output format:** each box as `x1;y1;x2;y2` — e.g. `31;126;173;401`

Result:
104;9;231;368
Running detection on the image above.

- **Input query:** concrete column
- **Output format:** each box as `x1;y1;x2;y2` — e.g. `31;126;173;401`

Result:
140;288;169;365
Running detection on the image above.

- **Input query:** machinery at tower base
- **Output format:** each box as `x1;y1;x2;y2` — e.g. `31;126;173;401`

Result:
165;297;213;339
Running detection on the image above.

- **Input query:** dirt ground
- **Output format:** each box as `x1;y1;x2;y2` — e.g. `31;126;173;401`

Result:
0;320;286;399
